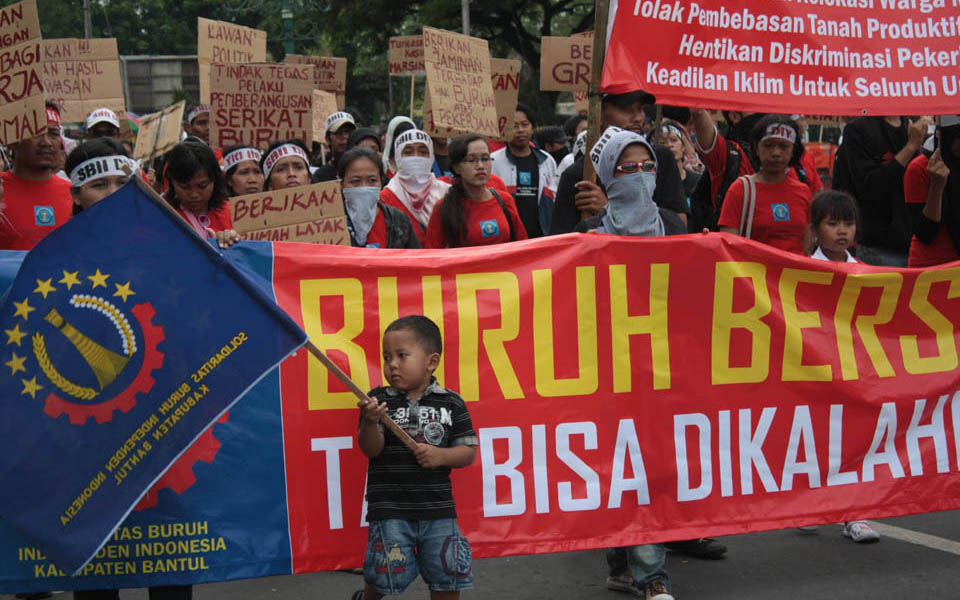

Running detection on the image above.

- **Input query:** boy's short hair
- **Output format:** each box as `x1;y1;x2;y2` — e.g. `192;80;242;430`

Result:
386;315;442;355
810;189;860;233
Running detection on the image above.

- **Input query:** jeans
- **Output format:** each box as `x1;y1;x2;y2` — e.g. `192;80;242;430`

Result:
364;518;473;595
855;243;907;267
607;544;669;586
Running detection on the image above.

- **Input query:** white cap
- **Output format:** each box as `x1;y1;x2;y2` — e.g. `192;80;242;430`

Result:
325;111;355;134
86;107;119;130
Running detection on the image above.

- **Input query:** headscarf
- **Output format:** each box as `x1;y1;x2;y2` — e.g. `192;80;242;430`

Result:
384;129;448;227
590;126;663;237
382;116;416;175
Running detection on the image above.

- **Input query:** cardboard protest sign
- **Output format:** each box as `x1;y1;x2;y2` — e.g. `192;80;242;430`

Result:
491;58;521;141
574;91;589;114
231;182;348;246
540;33;593;92
197;18;267;105
604;0;960;115
132;101;186;161
389;36;425;76
285;54;347;109
42;38;124;123
422;26;498;138
209;63;313;150
422;86;454;138
312;89;339;143
0;0;45;145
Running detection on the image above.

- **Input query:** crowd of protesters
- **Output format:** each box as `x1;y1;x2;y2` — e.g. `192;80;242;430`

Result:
0;81;956;600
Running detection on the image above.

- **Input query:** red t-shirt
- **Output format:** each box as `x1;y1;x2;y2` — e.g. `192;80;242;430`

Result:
355;208;388;248
175;201;234;234
905;154;957;267
379;187;428;246
0;171;74;250
425;191;527;248
437;173;509;194
701;133;821;202
718;175;812;254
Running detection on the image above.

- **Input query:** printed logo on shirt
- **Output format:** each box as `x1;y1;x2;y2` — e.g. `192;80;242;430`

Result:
34;206;55;226
771;203;791;222
479;219;500;238
518;171;532;186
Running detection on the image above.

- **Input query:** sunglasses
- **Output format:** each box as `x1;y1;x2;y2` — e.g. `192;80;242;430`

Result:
615;160;657;174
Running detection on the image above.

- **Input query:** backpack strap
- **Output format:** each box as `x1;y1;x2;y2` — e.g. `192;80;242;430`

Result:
738;174;757;239
489;188;517;242
717;146;743;206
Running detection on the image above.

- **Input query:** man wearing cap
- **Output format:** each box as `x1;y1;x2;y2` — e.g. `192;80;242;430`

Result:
0;102;74;250
184;104;211;146
548;89;687;235
312;111;357;182
86;107;121;140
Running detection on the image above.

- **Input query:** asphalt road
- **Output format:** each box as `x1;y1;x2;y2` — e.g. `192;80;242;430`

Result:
5;510;960;599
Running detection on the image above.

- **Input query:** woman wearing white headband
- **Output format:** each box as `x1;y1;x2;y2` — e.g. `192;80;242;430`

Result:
222;145;264;197
65;138;137;213
379;129;450;246
381;116;415;177
652;119;702;220
717;115;813;255
261;139;311;191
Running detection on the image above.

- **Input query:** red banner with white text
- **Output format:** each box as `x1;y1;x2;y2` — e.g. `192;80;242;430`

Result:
602;0;960;115
272;233;960;572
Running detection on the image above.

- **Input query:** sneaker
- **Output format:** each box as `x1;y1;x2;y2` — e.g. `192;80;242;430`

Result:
664;538;727;559
843;521;880;543
607;572;636;593
643;577;675;600
797;525;818;533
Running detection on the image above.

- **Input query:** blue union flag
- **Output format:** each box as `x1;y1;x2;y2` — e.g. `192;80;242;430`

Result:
0;179;306;574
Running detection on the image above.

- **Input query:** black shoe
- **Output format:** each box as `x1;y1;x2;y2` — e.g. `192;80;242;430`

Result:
664;538;727;559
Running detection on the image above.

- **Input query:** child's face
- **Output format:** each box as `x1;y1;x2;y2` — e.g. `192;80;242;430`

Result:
382;329;439;392
818;216;856;256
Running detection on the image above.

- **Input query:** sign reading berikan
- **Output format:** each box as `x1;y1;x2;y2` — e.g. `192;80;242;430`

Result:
540;33;593;92
209;63;313;150
230;182;348;246
603;0;960;115
42;38;124;123
197;17;267;105
389;36;425;76
422;26;499;138
0;0;45;145
491;58;521;141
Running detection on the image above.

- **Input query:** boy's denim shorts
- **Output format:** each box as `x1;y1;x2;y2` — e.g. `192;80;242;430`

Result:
363;518;474;594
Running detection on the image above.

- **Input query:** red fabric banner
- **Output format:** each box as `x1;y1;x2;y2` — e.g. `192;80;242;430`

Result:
273;233;960;571
602;0;960;115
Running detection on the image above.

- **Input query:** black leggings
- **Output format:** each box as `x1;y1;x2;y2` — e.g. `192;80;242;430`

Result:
74;586;192;600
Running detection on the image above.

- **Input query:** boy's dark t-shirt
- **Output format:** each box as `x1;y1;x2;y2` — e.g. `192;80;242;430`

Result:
364;380;477;522
509;148;543;237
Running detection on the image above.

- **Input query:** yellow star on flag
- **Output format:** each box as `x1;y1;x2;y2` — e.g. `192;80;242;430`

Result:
59;270;81;290
21;376;42;399
88;269;110;289
13;298;35;320
113;281;136;302
5;352;26;375
5;324;26;346
33;278;56;299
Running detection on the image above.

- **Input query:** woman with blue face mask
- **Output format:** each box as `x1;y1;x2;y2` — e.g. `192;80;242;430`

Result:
576;127;664;237
338;147;420;249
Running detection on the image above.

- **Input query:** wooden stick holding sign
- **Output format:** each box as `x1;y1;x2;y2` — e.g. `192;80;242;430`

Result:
305;341;419;452
410;75;416;119
580;0;611;220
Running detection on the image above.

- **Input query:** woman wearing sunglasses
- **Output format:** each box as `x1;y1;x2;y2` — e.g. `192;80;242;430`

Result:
576;126;664;237
425;134;527;248
716;115;812;254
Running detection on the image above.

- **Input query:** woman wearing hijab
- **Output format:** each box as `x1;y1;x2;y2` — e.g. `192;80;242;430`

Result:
381;116;416;178
221;145;264;197
905;115;960;266
379;129;450;246
652;119;702;217
339;147;419;248
260;140;312;191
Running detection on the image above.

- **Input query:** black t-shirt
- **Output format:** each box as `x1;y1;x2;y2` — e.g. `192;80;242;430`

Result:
509;148;543;237
549;144;686;235
364;380;477;522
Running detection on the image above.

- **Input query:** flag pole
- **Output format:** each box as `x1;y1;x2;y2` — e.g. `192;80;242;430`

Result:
580;0;611;220
305;341;419;452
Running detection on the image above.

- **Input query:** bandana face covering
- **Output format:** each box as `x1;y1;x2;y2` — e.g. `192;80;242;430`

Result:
397;156;434;189
601;171;663;237
342;186;380;246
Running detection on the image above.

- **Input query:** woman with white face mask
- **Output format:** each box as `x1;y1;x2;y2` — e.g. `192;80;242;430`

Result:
379;129;450;246
339;147;419;249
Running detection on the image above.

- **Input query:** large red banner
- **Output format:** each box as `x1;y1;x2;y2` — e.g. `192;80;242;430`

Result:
272;233;960;571
602;0;960;115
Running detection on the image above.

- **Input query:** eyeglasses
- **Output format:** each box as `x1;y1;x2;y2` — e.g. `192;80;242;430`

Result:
615;160;657;174
462;156;492;166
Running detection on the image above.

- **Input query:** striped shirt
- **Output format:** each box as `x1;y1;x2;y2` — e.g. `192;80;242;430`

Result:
364;380;477;521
